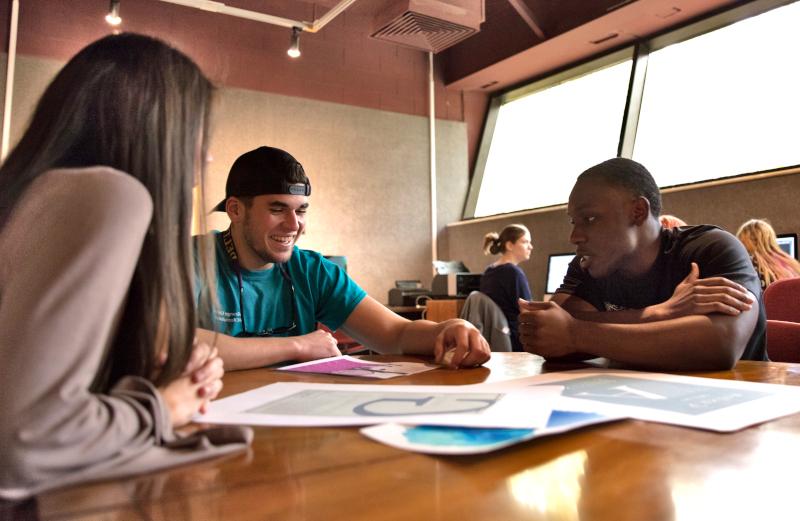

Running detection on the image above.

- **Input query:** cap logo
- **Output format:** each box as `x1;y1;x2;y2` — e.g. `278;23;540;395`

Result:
287;183;310;196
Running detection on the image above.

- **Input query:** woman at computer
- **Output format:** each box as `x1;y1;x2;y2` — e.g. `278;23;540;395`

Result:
736;219;800;289
0;33;250;500
480;224;533;351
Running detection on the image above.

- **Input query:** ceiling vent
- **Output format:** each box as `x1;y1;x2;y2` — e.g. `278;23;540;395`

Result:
370;0;485;53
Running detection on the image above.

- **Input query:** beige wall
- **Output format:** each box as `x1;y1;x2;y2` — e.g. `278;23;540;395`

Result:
6;52;798;304
445;173;800;300
1;53;470;302
207;87;469;300
1;54;64;145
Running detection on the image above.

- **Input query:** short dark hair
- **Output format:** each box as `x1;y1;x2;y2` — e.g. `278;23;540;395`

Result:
577;158;662;217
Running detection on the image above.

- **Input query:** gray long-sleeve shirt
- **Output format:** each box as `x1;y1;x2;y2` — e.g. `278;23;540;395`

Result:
0;167;250;500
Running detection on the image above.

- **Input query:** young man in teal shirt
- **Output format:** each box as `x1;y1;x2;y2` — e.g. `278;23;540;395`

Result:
195;146;490;370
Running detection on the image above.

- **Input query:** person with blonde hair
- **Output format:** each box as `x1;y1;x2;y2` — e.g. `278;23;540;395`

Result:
736;219;800;289
479;224;533;351
659;214;687;229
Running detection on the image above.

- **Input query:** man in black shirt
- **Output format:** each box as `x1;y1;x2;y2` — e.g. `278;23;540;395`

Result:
518;158;765;370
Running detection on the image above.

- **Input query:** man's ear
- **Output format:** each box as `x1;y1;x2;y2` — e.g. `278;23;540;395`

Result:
630;196;651;226
226;197;245;223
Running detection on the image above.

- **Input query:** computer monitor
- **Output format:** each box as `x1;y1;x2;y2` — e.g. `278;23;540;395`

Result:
776;233;798;260
546;253;575;294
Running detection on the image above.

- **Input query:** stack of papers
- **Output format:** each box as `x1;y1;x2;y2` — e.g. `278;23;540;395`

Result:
198;366;800;455
473;369;800;432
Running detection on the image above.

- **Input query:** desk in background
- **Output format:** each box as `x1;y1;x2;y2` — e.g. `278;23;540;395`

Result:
424;298;465;322
10;355;800;520
386;300;463;322
386;305;424;320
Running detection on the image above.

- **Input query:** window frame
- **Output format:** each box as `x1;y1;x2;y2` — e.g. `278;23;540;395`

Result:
463;0;799;220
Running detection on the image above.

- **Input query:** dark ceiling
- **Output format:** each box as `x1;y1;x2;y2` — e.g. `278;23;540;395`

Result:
440;0;629;84
218;0;739;93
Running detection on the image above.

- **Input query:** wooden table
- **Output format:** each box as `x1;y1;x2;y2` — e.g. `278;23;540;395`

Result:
7;354;800;520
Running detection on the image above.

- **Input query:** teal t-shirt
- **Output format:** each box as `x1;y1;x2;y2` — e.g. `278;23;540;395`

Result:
194;231;367;337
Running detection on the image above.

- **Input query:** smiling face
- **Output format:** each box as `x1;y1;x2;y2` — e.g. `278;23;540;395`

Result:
230;194;308;269
567;178;643;279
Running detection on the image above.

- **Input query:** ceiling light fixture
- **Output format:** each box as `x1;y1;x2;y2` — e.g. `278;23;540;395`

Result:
287;27;301;58
105;0;122;26
154;0;357;34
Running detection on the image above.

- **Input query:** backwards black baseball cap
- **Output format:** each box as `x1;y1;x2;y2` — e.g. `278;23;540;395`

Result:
213;146;311;212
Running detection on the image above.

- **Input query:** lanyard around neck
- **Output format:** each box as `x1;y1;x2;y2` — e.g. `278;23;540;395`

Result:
219;228;292;334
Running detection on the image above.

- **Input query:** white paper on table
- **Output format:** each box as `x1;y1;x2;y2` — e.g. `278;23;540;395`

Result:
198;382;563;428
360;409;622;455
276;355;438;379
468;369;800;432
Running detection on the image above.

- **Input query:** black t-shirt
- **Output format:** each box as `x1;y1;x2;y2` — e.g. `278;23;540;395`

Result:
556;225;766;361
480;263;532;352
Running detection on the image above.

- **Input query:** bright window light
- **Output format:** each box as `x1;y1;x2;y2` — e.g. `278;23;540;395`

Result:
474;60;632;217
633;1;800;186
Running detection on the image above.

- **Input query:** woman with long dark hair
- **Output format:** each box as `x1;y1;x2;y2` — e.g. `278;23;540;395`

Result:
0;33;250;500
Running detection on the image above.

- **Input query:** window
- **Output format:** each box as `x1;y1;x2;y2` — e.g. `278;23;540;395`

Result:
633;0;800;186
471;58;632;218
466;0;800;219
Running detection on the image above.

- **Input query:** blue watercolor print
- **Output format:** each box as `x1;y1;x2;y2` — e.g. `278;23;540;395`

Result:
546;410;604;428
401;410;607;447
404;425;535;446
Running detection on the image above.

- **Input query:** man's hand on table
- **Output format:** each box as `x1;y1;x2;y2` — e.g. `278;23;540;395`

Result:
433;319;491;368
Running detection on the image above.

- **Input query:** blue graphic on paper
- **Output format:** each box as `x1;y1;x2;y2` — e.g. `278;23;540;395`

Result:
401;410;607;448
404;425;534;446
545;409;606;427
552;376;768;415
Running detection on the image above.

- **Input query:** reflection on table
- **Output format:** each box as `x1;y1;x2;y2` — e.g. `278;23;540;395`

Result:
7;353;800;521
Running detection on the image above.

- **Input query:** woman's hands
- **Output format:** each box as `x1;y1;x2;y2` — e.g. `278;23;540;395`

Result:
159;339;224;427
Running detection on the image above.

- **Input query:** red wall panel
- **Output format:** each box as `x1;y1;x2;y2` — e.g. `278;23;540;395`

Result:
2;0;464;123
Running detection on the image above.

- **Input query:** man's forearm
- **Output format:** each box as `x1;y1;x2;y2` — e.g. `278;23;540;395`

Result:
569;313;750;371
568;308;652;324
392;319;460;355
559;298;663;324
339;296;450;356
196;328;298;371
340;297;490;367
